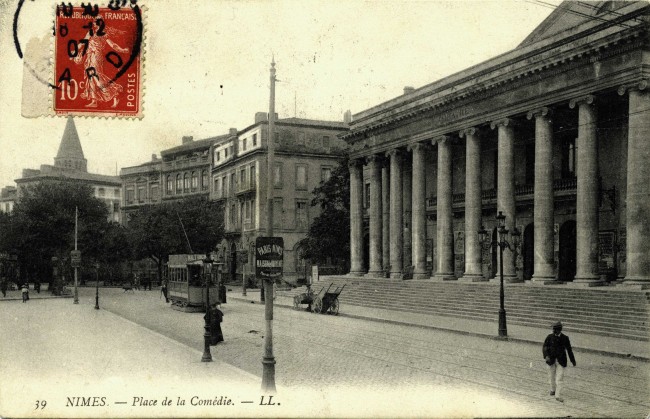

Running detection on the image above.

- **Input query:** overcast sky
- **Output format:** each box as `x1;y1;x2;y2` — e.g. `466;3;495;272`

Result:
0;0;562;189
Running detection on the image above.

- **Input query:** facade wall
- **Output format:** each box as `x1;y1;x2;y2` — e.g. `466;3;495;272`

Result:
346;2;650;285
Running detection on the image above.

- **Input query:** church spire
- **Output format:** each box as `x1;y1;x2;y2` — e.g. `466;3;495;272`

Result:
54;116;87;172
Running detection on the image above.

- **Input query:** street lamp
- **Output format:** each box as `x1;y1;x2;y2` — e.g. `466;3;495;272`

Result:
478;211;520;338
94;263;100;310
201;256;214;362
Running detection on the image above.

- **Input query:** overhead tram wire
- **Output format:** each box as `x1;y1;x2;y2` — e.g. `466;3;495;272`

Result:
524;0;637;30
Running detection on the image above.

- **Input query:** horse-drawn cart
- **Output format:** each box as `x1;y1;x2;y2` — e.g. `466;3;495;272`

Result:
293;283;344;315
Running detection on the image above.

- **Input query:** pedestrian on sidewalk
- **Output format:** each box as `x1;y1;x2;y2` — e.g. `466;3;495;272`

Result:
205;303;224;345
161;280;169;303
542;321;576;403
1;279;7;298
21;283;29;303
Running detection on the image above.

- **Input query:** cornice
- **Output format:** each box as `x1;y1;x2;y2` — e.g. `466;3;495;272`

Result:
344;26;646;142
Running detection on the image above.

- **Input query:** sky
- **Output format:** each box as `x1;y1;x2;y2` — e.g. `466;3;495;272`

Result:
0;0;562;189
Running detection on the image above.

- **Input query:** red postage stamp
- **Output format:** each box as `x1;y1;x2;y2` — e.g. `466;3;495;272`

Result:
54;4;143;117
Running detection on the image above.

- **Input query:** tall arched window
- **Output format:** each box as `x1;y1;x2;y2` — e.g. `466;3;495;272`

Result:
184;172;190;191
176;174;182;192
166;175;172;194
201;170;208;190
191;171;198;190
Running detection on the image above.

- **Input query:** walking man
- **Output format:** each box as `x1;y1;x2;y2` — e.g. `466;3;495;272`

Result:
161;280;169;303
21;283;29;303
543;321;576;402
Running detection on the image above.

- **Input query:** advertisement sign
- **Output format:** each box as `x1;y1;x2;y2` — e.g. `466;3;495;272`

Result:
70;250;81;268
255;237;284;279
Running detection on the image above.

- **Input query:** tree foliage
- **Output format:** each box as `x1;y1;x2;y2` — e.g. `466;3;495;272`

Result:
301;157;350;269
126;196;224;280
8;181;118;290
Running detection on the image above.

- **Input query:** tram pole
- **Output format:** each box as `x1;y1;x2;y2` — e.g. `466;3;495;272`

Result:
261;57;277;393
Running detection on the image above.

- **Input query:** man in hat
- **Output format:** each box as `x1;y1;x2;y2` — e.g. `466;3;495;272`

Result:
542;321;576;402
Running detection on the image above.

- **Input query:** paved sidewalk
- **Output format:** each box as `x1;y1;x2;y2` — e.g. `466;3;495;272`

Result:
0;297;265;418
227;285;650;361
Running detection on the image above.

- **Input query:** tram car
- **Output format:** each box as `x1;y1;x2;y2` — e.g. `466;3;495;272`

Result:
166;254;222;312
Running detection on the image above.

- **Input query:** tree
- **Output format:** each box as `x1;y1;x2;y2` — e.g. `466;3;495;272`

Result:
301;157;350;270
126;196;224;283
9;180;115;292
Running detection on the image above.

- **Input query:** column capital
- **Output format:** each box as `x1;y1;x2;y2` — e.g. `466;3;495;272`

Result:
526;107;552;120
348;158;364;170
406;141;430;153
365;154;384;166
432;134;453;146
569;94;595;109
490;118;515;130
458;127;478;138
385;148;403;159
618;79;648;96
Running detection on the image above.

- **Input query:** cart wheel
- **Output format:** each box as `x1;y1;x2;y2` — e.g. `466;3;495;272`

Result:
313;297;323;314
330;298;339;315
293;296;300;310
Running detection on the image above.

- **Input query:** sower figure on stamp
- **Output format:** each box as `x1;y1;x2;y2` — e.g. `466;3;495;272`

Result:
73;21;129;108
543;321;576;403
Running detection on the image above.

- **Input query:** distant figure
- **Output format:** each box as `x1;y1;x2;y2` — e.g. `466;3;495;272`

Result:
21;283;29;303
1;279;7;298
34;282;41;294
161;280;169;303
134;274;140;290
205;303;224;345
543;321;576;403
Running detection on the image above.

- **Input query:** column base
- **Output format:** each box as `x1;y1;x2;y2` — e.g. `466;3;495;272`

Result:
348;271;365;277
531;274;560;285
412;271;430;280
619;277;650;289
489;275;521;284
571;278;607;287
390;272;404;280
458;274;487;282
366;271;384;278
431;273;457;281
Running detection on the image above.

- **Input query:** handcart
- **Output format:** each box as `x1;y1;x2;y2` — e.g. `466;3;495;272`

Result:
311;283;345;315
293;284;322;311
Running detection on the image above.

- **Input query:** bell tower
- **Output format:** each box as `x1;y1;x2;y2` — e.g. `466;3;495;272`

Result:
54;116;87;172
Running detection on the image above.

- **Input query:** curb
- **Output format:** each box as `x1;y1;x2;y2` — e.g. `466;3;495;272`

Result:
228;294;650;363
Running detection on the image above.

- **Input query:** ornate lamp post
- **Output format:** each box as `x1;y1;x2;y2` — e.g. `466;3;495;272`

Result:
478;211;520;338
94;263;100;310
201;256;214;362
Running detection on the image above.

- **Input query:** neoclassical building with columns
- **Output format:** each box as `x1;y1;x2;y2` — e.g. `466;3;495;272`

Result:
343;1;650;287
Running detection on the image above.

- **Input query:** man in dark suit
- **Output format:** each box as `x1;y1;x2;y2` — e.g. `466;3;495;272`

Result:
543;321;576;402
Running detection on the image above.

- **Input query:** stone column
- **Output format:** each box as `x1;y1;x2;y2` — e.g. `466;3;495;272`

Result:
382;165;390;275
569;95;602;284
490;118;517;280
367;155;383;276
409;142;428;279
387;149;404;279
432;136;455;280
349;159;364;276
620;82;650;285
527;107;556;282
460;127;484;281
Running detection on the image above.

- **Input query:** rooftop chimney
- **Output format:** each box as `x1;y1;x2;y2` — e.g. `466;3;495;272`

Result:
344;110;352;124
182;136;193;144
151;154;157;161
229;128;237;136
255;112;268;123
403;86;415;95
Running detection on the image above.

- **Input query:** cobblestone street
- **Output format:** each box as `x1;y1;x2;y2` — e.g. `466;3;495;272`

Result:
82;287;649;417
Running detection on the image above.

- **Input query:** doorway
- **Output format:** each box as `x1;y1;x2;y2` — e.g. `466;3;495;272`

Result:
230;241;237;283
523;223;534;281
558;220;576;281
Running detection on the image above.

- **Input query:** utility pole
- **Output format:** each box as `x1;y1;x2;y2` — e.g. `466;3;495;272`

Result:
262;57;277;393
73;206;79;304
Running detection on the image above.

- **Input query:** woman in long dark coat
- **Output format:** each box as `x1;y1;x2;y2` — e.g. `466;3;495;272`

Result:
205;304;224;345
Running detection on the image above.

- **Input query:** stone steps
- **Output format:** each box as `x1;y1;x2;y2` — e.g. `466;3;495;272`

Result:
285;277;650;341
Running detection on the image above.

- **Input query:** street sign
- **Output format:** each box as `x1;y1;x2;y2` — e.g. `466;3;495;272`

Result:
255;237;284;280
70;250;81;268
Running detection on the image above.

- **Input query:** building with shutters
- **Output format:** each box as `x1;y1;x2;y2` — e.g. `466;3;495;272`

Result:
212;112;349;285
